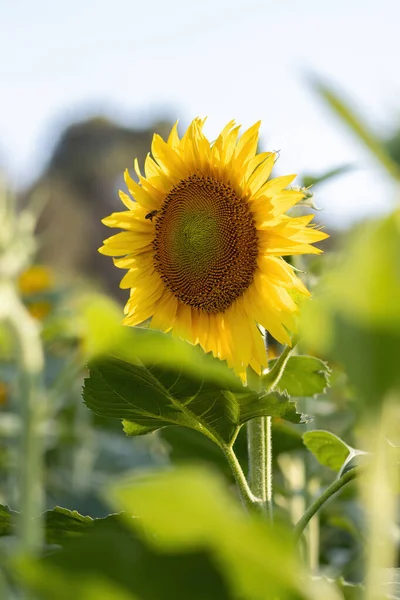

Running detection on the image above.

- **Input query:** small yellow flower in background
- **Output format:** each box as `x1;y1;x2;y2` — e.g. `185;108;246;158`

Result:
18;265;54;321
18;265;53;296
0;382;8;406
27;301;52;321
100;119;328;379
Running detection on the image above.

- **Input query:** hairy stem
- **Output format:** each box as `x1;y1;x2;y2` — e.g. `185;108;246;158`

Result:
247;416;273;518
294;467;359;541
222;445;259;513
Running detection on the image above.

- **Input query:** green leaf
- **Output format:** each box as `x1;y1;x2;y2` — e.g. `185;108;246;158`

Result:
15;558;137;600
0;504;122;545
265;355;330;397
0;504;17;536
312;78;400;180
44;507;99;544
105;466;312;600
303;430;353;472
300;211;400;409
77;293;133;359
84;332;306;448
17;515;231;600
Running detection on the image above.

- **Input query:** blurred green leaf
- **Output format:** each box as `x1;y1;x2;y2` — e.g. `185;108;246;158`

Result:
106;466;315;600
329;214;400;332
44;507;123;545
332;317;400;407
265;356;330;397
17;518;231;600
77;293;132;359
0;504;17;536
300;211;400;407
303;430;352;472
16;559;136;600
312;78;400;180
333;578;364;600
302;164;354;189
84;333;306;447
0;505;122;545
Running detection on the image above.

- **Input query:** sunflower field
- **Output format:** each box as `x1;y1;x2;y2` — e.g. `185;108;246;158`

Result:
1;79;400;600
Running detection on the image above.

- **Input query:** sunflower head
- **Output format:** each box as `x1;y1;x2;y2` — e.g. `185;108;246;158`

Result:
100;118;328;380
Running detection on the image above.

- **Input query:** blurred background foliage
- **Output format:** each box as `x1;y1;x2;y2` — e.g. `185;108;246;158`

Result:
1;25;400;599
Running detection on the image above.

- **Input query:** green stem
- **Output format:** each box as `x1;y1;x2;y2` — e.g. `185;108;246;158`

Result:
0;282;45;554
245;341;296;519
265;416;273;518
294;467;359;542
263;342;296;392
247;416;273;518
222;445;259;513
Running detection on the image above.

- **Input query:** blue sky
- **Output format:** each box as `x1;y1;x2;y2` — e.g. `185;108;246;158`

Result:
1;0;399;226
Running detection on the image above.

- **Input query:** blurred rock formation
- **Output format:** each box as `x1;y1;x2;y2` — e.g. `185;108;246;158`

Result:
19;116;172;300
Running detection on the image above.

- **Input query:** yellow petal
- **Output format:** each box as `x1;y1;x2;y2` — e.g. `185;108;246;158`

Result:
234;121;261;166
124;170;160;210
258;230;324;256
268;190;305;215
151;134;190;180
118;190;136;210
245;154;277;195
167;120;180;150
173;302;193;341
150;291;178;332
253;174;297;199
102;211;152;233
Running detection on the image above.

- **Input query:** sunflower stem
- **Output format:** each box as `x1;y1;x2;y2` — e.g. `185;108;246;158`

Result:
247;416;273;519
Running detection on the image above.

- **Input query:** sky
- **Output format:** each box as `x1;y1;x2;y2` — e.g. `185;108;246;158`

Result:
1;0;400;226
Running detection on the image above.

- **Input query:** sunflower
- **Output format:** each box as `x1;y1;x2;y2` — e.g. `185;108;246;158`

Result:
100;119;328;379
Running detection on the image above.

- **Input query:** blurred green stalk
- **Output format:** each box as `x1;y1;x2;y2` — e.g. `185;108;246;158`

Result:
363;397;399;600
0;281;45;554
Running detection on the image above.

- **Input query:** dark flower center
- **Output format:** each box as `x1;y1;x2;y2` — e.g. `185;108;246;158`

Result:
153;174;258;313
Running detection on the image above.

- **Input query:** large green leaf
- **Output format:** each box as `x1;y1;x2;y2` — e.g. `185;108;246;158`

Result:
84;355;305;449
104;466;342;600
105;467;317;600
15;558;136;600
17;514;231;600
312;78;400;181
265;356;330;397
300;211;400;409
